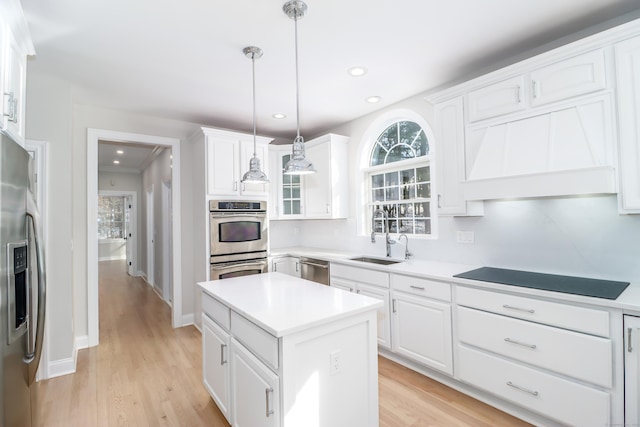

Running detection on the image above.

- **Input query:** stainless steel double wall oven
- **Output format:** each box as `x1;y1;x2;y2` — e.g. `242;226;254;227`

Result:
209;200;268;280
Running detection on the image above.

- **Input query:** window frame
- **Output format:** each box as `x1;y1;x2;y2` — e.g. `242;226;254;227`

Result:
357;110;438;240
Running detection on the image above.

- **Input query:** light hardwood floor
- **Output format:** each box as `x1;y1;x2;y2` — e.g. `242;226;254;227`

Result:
34;260;531;426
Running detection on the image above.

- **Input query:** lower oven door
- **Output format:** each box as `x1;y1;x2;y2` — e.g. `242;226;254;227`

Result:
210;259;268;280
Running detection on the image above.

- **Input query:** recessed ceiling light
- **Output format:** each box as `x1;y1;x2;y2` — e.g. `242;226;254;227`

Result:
348;66;367;77
272;113;286;119
113;160;120;164
116;150;124;155
366;96;381;103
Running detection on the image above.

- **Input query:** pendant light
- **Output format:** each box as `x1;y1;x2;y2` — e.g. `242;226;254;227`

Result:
241;46;270;184
282;0;316;175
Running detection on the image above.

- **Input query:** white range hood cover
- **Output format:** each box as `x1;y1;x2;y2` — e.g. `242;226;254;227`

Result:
462;96;616;200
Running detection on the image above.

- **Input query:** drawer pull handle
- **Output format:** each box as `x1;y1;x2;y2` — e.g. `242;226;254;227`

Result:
409;285;425;290
504;337;537;349
629;328;633;353
392;299;397;313
220;343;227;365
506;381;539;396
265;387;274;417
502;304;535;314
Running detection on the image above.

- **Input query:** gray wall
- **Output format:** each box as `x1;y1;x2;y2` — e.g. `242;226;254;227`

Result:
141;148;173;299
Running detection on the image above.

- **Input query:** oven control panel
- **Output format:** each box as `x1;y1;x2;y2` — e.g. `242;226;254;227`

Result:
210;200;266;212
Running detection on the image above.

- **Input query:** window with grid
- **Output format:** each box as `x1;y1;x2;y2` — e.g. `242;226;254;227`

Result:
98;196;125;239
368;120;433;236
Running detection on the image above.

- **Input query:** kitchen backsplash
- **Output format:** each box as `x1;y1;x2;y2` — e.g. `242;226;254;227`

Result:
270;194;640;283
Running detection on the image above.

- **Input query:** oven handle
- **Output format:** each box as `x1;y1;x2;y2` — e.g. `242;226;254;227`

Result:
211;260;267;271
210;213;266;218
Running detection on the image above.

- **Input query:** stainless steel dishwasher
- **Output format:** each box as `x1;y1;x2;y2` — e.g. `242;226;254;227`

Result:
300;257;330;285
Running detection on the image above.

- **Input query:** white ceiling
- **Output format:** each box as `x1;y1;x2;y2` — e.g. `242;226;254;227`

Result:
21;0;640;143
98;140;164;173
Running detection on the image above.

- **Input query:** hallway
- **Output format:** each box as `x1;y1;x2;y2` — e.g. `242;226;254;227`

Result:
33;260;227;426
33;260;529;426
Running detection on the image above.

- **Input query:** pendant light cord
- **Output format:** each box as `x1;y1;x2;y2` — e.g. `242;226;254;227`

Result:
294;12;301;140
251;53;257;157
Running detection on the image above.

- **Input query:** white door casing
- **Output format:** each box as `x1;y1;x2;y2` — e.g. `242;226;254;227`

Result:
87;129;183;348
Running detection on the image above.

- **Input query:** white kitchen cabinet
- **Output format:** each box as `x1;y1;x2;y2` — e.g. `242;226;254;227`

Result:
269;134;349;220
467;76;527;122
434;97;484;216
269;146;303;218
466;49;607;123
199;274;381;427
0;0;34;146
624;315;640;427
529;49;607;107
230;337;280;427
458;344;610;427
202;314;232;424
391;289;453;375
456;286;615;426
203;127;272;198
426;22;629;201
615;35;640;213
331;263;391;349
270;256;300;277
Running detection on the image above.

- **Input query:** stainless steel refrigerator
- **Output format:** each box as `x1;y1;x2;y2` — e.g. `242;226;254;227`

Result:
0;133;46;426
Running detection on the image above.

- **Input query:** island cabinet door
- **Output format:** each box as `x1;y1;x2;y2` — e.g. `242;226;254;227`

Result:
203;315;232;424
231;338;280;427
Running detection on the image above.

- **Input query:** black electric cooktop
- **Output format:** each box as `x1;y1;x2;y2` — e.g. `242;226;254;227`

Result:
454;267;630;300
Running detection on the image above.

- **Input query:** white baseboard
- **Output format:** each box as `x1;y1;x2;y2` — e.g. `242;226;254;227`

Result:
76;335;89;350
46;335;88;379
182;313;195;327
98;255;126;262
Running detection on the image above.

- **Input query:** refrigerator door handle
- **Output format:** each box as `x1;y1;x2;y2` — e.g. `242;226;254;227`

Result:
24;191;46;385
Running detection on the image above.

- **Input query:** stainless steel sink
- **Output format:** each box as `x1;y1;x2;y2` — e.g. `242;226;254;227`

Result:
348;256;403;265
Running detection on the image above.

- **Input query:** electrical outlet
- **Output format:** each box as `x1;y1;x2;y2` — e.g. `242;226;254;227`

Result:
329;350;341;376
456;231;475;244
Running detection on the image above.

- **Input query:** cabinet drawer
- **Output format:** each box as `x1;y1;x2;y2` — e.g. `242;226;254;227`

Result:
392;274;451;302
230;311;279;371
467;75;527;122
457;306;612;387
456;286;610;337
202;292;231;331
458;345;610;427
331;263;389;288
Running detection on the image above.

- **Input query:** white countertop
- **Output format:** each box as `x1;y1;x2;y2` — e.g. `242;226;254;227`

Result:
271;246;640;314
198;272;383;337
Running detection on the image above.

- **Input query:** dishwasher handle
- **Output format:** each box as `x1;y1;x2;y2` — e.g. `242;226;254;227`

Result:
300;260;329;269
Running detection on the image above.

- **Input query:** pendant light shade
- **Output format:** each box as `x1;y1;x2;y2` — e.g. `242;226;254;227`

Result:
282;0;316;176
241;46;269;184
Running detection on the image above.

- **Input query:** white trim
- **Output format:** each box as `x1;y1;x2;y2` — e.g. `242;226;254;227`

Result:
25;139;50;382
182;313;195;327
75;335;89;350
98;255;126;262
87;129;183;350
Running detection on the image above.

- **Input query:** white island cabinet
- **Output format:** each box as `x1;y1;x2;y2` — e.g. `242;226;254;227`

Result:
198;272;382;427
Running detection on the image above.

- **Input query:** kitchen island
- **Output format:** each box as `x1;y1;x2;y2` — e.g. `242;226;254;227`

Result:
197;272;382;427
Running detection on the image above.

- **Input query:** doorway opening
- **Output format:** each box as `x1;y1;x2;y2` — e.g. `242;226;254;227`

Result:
87;129;183;348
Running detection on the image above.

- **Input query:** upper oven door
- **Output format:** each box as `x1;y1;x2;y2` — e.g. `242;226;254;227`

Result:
210;212;268;258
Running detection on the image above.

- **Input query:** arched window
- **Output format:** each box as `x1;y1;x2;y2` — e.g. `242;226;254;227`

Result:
366;119;433;236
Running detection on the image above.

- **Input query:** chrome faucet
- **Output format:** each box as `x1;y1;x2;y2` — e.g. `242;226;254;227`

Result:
398;233;412;260
371;206;395;257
